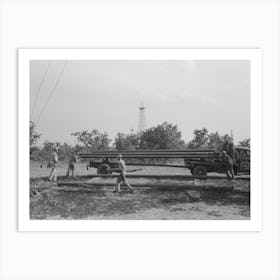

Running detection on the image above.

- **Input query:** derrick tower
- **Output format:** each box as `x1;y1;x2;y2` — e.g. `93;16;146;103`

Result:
137;102;146;133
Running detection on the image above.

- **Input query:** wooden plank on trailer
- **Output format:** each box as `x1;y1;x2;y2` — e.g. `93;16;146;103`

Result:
79;155;218;159
78;149;215;153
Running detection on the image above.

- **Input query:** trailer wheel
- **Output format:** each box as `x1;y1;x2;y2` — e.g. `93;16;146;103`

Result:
97;164;111;175
192;165;207;178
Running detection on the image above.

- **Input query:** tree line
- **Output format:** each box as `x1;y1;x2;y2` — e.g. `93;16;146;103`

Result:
30;121;250;162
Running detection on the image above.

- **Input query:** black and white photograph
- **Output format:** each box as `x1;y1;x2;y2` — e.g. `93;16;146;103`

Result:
2;1;279;279
28;54;252;221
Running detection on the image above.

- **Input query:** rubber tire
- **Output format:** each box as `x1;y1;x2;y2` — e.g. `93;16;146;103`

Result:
192;165;207;178
234;150;239;161
239;161;250;172
97;163;111;175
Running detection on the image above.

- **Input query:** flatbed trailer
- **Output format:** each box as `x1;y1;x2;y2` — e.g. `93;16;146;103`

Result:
78;147;250;177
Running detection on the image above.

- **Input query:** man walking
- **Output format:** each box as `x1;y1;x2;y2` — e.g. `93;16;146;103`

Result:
49;147;58;182
114;154;134;193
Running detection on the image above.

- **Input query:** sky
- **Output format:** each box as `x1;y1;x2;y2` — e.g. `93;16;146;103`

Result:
30;60;250;146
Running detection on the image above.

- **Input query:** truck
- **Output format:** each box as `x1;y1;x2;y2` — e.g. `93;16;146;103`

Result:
184;146;250;177
79;146;250;177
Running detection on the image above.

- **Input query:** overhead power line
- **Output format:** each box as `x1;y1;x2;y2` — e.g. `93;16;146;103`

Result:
36;61;68;125
30;60;51;119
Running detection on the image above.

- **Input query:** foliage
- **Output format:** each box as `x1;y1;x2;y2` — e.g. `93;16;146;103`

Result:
187;128;209;149
138;122;186;150
30;121;41;146
30;124;250;163
57;142;77;161
238;138;250;148
30;121;41;160
71;130;111;151
34;141;76;162
207;132;224;149
30;146;41;161
114;132;140;150
186;128;233;150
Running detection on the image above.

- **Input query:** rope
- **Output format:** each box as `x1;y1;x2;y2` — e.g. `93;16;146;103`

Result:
30;61;51;119
36;61;68;125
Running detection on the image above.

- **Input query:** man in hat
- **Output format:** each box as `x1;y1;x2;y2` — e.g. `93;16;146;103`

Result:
49;147;59;182
221;150;235;181
114;154;134;193
66;153;78;178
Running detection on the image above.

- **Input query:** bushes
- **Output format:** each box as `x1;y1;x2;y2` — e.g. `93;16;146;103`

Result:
30;123;250;162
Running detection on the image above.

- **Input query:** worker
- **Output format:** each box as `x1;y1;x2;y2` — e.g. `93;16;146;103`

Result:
66;154;78;178
222;140;237;174
221;140;230;153
49;147;58;182
221;151;235;181
114;154;134;193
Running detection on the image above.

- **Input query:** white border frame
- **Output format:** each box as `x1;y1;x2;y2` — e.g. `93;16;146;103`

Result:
18;48;262;231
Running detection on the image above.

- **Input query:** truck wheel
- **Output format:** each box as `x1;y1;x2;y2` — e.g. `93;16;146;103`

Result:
239;161;250;172
192;165;207;178
234;150;239;161
97;164;111;175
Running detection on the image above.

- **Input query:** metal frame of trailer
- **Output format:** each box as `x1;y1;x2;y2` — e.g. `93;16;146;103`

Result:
78;147;250;177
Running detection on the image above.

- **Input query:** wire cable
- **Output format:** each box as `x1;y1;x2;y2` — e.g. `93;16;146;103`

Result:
30;61;51;119
36;61;68;125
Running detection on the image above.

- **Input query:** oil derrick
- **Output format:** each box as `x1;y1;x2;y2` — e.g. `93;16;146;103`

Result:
137;102;146;133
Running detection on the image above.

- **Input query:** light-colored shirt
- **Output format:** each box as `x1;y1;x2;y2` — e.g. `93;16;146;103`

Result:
68;155;77;168
118;159;126;172
52;152;58;163
69;155;77;164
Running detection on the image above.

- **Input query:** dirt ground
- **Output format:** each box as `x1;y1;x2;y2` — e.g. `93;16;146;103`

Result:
30;162;250;220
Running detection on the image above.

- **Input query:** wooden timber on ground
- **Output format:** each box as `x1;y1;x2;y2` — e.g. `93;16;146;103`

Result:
71;174;250;180
53;182;250;195
31;181;249;194
30;174;250;181
55;181;236;191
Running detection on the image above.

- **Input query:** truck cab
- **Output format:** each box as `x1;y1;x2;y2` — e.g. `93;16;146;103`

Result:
184;146;250;177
